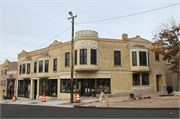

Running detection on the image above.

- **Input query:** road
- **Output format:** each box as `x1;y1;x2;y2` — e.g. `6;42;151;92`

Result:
1;104;179;118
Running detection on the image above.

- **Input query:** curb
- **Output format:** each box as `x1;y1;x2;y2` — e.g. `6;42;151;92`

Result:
74;106;180;109
1;102;74;108
74;100;99;106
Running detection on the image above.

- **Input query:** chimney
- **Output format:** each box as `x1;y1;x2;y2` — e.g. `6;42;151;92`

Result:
122;33;128;40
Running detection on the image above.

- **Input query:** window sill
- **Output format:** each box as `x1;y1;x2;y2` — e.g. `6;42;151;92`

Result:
91;64;97;65
80;64;87;65
155;60;160;61
142;85;149;86
65;66;70;67
53;71;57;72
114;65;121;67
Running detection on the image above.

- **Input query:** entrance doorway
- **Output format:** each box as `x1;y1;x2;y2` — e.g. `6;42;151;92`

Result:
34;80;37;99
6;79;15;97
77;79;95;96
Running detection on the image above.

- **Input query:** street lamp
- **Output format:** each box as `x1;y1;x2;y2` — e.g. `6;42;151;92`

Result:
68;11;77;103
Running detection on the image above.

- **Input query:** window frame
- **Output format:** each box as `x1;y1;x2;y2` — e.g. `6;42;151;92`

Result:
19;65;22;74
133;73;140;86
45;60;49;73
75;50;77;65
80;49;87;64
114;51;121;66
53;58;57;71
132;51;137;66
65;52;70;66
155;52;160;61
34;62;37;73
91;49;97;65
142;74;149;85
27;63;30;74
22;64;26;74
39;61;43;73
139;51;147;66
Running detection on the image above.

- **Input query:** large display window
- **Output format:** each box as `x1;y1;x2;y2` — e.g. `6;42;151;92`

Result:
97;79;111;94
39;79;57;97
18;80;30;98
60;79;76;93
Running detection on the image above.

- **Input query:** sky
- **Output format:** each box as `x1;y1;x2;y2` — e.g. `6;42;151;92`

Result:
0;0;180;64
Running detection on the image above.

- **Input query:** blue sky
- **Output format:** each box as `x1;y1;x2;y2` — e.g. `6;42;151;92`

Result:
0;0;180;64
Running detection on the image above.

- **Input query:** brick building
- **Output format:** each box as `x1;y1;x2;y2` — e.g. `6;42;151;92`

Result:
0;60;18;99
17;30;167;100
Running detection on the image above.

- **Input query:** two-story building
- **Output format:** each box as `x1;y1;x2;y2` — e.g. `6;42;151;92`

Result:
17;30;167;100
0;59;18;99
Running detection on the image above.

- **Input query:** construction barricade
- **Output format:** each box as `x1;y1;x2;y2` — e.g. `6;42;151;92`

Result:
12;96;16;102
75;93;81;103
42;95;46;102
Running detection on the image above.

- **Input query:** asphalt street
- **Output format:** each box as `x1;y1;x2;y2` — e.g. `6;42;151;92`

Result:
1;104;179;118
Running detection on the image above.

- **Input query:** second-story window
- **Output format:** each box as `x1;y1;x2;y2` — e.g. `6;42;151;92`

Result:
45;60;49;73
53;58;57;71
1;70;3;76
19;65;22;74
39;61;43;73
132;51;137;66
75;50;77;65
91;49;96;64
155;52;159;61
27;63;30;74
5;69;7;75
22;64;26;74
114;51;121;65
65;52;70;66
80;49;87;64
34;62;37;73
139;52;147;66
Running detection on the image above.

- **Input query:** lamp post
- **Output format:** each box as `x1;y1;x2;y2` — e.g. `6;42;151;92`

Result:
68;11;77;103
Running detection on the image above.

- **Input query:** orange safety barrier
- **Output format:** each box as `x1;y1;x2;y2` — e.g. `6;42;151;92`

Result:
42;95;46;102
12;96;16;102
75;93;80;103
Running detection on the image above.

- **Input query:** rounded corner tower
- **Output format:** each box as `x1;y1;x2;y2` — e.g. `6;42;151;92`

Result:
74;30;99;72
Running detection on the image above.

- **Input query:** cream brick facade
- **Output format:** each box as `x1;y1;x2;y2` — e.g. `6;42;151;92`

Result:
0;60;18;99
16;30;167;100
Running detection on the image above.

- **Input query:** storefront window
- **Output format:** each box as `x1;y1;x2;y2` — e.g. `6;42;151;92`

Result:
18;80;30;98
39;79;57;97
97;79;111;94
60;79;76;93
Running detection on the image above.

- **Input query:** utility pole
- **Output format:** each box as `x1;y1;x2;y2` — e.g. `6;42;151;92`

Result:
68;11;77;103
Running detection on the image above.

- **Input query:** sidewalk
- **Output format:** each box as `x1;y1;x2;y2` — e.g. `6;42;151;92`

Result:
1;92;178;108
0;97;99;108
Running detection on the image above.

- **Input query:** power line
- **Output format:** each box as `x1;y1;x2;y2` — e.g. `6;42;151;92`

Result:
35;25;72;50
4;26;72;62
77;3;180;24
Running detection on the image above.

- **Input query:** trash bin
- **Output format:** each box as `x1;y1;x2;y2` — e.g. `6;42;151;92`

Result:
129;93;134;99
167;86;172;94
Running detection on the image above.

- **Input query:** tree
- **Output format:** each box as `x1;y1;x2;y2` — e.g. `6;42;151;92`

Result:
151;17;180;75
151;17;180;92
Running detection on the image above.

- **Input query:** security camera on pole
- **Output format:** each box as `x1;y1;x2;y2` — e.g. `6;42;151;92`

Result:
68;11;77;103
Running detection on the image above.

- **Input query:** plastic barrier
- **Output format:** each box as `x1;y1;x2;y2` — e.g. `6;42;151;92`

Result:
42;95;46;102
75;93;81;103
12;96;16;102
